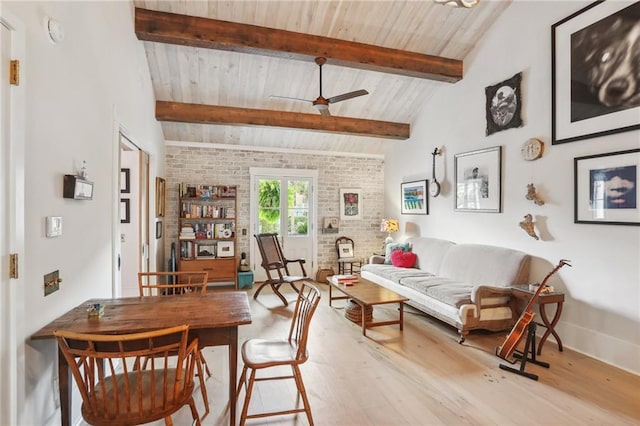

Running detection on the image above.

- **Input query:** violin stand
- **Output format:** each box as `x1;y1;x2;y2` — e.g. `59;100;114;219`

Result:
499;322;549;381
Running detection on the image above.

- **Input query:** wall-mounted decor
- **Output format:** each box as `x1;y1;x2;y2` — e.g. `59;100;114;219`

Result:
519;214;539;240
339;188;362;220
455;146;502;213
156;221;163;239
155;177;166;218
322;217;339;233
63;175;93;200
120;199;130;224
120;168;130;194
574;148;639;226
552;1;640;145
401;180;428;215
485;72;523;136
525;183;545;206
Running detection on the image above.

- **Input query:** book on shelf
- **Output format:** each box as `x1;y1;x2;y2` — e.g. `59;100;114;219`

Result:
179;183;237;199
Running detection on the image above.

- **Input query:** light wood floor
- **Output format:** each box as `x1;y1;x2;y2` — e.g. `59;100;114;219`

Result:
168;283;640;425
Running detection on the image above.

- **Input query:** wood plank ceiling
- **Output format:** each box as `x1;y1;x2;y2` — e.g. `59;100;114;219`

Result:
134;0;512;155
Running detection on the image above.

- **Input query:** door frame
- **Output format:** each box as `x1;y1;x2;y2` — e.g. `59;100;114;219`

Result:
114;126;149;297
0;11;26;425
249;167;318;279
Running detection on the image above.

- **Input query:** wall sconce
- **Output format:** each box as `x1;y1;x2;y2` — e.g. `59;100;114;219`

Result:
434;0;479;8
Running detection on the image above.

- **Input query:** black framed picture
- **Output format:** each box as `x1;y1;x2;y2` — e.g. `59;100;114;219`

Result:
120;199;130;224
552;1;640;144
485;72;523;136
120;168;130;194
574;148;639;225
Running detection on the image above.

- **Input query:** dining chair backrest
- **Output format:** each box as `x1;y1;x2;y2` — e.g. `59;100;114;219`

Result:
138;271;208;297
288;282;322;362
54;325;199;425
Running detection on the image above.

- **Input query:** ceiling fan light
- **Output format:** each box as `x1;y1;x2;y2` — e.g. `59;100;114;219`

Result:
434;0;479;8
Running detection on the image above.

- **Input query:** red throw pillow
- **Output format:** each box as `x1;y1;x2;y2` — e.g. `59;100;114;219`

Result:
390;250;416;268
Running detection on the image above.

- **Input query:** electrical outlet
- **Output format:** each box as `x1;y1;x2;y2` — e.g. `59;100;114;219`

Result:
52;378;60;407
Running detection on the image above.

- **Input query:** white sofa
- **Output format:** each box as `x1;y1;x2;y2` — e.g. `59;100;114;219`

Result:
361;237;531;342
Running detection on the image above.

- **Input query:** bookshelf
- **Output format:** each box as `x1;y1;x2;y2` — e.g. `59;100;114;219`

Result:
178;183;237;288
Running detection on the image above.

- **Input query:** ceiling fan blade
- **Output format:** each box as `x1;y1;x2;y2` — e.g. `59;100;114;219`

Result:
327;89;369;104
269;95;313;103
319;108;331;117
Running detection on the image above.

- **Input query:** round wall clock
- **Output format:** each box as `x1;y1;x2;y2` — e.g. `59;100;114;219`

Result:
521;138;544;161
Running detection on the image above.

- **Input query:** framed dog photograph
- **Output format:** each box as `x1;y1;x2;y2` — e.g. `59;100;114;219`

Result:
574;148;639;226
552;1;640;145
485;72;523;136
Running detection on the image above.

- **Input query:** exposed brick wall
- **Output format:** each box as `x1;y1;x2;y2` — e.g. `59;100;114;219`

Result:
164;146;385;273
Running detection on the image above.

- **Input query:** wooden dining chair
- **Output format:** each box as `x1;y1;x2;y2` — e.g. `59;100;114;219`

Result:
236;282;321;426
54;324;201;426
138;271;211;418
335;236;363;275
254;233;309;306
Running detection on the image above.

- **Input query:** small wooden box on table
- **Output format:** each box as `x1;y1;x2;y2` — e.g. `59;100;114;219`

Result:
327;275;409;336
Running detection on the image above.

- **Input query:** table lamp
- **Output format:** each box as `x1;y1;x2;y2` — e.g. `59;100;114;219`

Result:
380;219;399;246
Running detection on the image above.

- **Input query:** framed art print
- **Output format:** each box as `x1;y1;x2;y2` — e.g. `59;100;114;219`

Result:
455;146;502;213
120;199;130;223
401;180;428;215
120;168;130;194
552;1;640;144
155;177;166;218
340;188;362;220
485;72;523;136
574;148;639;225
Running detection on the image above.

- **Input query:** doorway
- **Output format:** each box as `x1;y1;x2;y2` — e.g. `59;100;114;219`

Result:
250;168;318;281
118;133;149;297
0;13;25;425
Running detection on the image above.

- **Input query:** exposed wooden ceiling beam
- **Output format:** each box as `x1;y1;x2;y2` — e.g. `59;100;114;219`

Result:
135;8;462;83
156;101;410;140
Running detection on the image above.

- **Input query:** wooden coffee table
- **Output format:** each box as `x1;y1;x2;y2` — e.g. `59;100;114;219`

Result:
327;275;409;336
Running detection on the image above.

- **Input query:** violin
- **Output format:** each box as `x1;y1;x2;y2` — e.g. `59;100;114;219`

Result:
496;259;571;361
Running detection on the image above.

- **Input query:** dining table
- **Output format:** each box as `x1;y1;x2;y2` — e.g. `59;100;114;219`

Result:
30;291;252;426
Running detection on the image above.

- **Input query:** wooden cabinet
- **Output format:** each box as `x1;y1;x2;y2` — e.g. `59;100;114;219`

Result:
178;183;237;288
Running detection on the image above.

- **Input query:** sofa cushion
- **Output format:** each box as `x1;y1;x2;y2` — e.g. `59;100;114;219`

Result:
400;276;473;308
362;264;433;283
384;242;411;264
390;250;417;268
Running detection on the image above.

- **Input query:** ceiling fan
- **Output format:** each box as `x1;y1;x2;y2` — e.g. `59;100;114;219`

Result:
269;57;369;116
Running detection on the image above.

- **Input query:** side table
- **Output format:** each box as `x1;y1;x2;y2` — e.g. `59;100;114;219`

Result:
511;285;565;355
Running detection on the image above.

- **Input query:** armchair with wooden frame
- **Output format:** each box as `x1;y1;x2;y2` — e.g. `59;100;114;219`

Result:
138;271;211;419
253;233;309;306
54;324;201;426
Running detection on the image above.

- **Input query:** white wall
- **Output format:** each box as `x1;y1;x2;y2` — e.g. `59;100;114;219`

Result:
3;1;166;424
385;0;639;374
